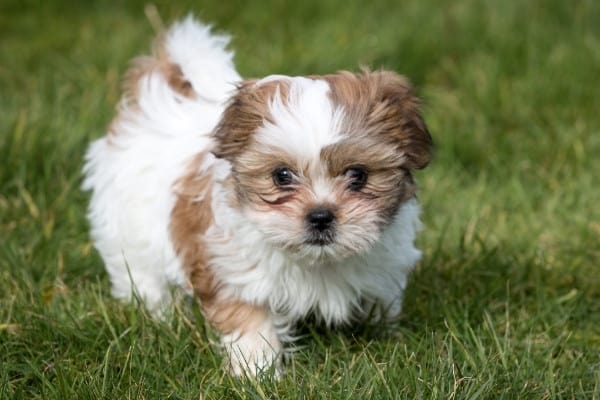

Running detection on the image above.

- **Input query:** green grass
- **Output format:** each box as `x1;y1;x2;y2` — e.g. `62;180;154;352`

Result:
1;0;599;398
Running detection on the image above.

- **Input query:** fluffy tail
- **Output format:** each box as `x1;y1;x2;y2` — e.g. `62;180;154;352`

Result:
128;16;240;101
116;15;242;139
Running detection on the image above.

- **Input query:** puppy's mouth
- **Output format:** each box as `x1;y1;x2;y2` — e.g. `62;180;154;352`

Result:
304;229;336;246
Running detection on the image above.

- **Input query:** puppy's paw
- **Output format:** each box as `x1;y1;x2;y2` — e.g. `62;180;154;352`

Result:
222;328;282;377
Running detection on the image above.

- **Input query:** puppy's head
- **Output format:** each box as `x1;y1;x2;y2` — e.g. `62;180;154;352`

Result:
213;70;432;261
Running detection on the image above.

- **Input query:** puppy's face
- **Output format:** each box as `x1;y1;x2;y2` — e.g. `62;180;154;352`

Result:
213;71;432;261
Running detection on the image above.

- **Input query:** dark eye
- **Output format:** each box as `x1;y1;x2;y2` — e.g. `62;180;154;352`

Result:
272;167;295;187
344;166;368;191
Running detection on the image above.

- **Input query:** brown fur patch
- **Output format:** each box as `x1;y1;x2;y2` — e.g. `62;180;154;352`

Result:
162;59;195;98
212;79;290;160
204;299;269;334
170;153;217;304
121;37;196;109
322;70;433;170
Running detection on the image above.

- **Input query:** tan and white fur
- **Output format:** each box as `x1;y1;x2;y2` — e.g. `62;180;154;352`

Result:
83;16;433;376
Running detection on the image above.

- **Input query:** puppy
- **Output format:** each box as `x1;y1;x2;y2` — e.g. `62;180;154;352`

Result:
83;16;432;376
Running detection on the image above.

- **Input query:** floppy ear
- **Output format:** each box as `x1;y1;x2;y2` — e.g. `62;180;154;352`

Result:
212;79;289;160
366;71;433;170
211;80;260;160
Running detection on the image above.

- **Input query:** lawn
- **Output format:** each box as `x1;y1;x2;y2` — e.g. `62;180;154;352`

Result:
1;0;599;398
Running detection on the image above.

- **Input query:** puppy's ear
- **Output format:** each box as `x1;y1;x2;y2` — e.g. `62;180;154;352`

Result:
212;80;259;160
212;79;287;160
366;71;433;170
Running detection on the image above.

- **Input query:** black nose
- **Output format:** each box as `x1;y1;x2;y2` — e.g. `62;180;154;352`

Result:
306;208;335;231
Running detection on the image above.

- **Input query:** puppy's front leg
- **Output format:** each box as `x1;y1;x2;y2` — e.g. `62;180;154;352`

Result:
359;289;405;323
204;301;282;377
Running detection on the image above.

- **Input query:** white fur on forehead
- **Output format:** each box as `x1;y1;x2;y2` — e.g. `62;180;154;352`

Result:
254;76;346;163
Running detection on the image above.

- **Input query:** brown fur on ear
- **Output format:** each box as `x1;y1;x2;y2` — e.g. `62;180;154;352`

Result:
324;70;433;170
212;79;290;160
368;70;433;169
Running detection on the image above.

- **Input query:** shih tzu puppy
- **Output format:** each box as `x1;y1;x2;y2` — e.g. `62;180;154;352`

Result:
83;16;432;376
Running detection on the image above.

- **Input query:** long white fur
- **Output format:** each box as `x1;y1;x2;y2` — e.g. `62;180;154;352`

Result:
83;16;423;376
256;77;345;159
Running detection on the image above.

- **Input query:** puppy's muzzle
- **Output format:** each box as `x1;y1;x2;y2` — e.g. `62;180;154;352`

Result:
305;207;336;245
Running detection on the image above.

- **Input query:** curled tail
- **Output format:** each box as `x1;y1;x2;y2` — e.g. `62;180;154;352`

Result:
112;15;241;140
125;16;241;105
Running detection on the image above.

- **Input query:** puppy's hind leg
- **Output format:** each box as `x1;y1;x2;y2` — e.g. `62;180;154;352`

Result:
104;252;174;318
